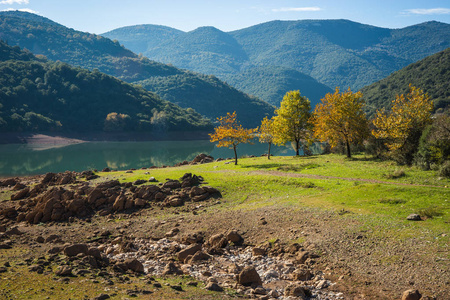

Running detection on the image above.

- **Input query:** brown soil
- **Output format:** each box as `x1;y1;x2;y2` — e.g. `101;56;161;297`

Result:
0;173;448;299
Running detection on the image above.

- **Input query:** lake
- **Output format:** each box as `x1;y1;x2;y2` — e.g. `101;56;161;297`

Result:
0;140;303;177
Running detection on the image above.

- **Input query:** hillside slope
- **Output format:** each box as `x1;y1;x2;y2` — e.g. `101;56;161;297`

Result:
105;19;450;95
0;11;273;127
0;41;211;133
360;48;450;117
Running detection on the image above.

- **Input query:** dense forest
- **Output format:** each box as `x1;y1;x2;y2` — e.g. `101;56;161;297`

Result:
0;41;211;132
135;72;274;125
360;48;450;117
0;11;273;127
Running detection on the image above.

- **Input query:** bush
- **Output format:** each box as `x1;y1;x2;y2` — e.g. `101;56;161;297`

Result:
385;169;406;179
438;161;450;178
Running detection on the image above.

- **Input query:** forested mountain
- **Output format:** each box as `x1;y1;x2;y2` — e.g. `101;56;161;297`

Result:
360;48;450;117
222;65;333;107
0;41;211;132
104;19;450;99
0;11;274;127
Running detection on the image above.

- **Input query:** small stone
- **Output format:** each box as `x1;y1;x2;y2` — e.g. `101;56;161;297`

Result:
406;214;421;221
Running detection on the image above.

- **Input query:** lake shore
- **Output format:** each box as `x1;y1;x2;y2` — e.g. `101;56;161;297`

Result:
0;131;211;145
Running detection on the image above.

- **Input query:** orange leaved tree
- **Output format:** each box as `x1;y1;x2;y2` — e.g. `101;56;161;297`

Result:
372;84;433;164
209;111;257;165
312;87;368;158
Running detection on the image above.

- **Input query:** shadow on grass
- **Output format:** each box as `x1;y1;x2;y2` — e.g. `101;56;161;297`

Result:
241;163;285;169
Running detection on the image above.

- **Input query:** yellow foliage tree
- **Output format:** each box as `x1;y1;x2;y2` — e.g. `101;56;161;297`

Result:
372;84;433;164
209;111;257;165
273;90;312;156
312;87;368;158
258;116;276;159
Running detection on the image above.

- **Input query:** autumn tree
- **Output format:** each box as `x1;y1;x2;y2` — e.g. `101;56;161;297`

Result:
372;85;433;164
273;90;312;156
209;111;257;165
312;87;368;158
259;116;276;159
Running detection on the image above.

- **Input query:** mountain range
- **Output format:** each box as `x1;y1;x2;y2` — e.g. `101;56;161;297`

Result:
0;11;273;127
104;19;450;106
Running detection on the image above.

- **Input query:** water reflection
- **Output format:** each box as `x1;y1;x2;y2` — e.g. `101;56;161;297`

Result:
0;140;300;177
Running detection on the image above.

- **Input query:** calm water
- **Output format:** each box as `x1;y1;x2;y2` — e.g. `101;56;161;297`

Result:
0;140;299;177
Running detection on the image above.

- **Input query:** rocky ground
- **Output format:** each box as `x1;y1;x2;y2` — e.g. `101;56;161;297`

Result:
0;155;447;299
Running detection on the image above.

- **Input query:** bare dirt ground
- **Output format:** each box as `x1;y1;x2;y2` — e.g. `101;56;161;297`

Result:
0;171;448;299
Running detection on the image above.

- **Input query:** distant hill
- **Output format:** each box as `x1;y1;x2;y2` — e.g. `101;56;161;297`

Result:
360;48;450;117
0;41;211;133
135;72;272;124
0;11;274;127
104;19;450;95
221;65;333;107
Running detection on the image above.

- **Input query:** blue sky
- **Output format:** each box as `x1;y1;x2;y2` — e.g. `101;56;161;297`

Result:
1;0;450;33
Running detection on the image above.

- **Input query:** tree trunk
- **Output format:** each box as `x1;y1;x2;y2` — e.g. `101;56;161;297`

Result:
346;138;351;158
233;145;238;165
295;139;300;156
268;142;271;160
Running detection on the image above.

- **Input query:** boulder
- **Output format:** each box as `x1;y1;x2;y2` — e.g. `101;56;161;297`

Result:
252;247;266;256
10;187;29;200
64;244;89;257
236;266;262;287
12;183;27;190
113;194;126;211
401;289;422;300
162;262;183;275
284;283;307;298
134;198;147;207
226;230;243;244
296;251;310;264
0;178;17;187
206;233;228;251
205;282;223;292
55;266;73;276
292;268;313;281
177;243;202;262
133;179;147;185
187;251;211;264
190;186;206;197
124;258;144;273
41;172;56;184
162;180;181;190
407;214;421;221
165;195;184;207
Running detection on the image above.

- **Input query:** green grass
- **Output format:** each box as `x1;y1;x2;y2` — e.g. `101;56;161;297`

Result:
95;154;449;232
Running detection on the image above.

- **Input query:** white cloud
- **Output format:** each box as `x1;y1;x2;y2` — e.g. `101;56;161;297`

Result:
272;7;321;13
2;8;38;14
0;0;29;4
403;8;450;15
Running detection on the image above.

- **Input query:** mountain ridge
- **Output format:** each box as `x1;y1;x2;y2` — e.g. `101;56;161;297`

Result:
104;18;450;103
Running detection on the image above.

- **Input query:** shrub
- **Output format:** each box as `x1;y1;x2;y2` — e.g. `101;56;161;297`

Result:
417;206;443;218
385;169;406;179
438;161;450;178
